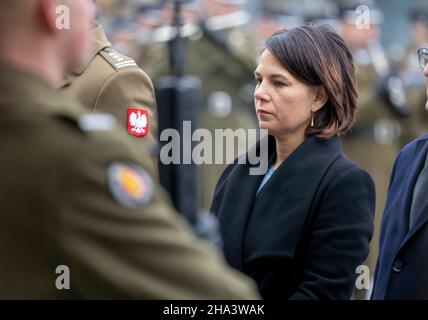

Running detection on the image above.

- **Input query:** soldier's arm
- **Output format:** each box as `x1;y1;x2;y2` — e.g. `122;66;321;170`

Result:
93;67;158;148
49;125;259;299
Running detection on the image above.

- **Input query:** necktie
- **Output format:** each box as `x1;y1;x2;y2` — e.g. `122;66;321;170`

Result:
409;151;428;229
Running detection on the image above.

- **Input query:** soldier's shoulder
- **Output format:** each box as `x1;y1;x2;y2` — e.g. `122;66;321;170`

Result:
99;47;140;72
31;110;158;210
96;47;153;86
27;94;119;146
36;108;149;171
32;104;118;148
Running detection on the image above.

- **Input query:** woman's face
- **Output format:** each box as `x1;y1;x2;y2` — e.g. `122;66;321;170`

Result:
254;49;319;138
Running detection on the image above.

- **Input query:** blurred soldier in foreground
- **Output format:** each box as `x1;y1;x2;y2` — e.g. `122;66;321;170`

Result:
338;0;408;299
0;0;259;299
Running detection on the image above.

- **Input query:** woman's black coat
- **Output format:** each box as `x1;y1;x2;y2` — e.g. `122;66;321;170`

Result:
211;134;375;300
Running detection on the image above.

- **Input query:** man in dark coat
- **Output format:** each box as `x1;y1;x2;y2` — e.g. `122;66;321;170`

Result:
372;47;428;299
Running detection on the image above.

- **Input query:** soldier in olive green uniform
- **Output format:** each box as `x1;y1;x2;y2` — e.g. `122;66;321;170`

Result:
61;21;158;151
0;0;259;299
140;0;258;210
189;13;259;210
338;1;404;299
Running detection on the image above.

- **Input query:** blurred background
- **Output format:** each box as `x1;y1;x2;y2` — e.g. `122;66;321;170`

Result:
94;0;428;300
96;0;428;61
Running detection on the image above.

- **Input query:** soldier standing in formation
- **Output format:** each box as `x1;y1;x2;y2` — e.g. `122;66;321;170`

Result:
139;0;258;210
61;20;159;153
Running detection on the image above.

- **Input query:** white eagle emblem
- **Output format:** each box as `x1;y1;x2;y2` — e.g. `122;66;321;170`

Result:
127;108;148;137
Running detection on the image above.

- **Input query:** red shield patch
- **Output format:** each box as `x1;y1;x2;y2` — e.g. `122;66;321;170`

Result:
127;108;148;137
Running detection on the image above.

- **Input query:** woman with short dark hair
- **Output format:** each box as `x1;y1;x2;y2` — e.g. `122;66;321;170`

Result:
210;25;376;300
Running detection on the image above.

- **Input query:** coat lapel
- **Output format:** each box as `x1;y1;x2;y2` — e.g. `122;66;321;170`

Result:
215;136;270;270
399;141;428;250
244;135;342;263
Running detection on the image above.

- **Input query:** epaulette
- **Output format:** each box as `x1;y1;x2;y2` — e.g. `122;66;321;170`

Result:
100;47;139;71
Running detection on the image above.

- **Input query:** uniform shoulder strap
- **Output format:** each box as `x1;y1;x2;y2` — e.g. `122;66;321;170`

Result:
99;47;139;71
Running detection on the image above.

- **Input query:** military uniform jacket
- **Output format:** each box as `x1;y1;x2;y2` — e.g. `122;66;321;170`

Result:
61;22;158;149
0;64;259;299
211;135;375;300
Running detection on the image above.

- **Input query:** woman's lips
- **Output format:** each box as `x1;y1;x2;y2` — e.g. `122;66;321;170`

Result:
257;109;271;116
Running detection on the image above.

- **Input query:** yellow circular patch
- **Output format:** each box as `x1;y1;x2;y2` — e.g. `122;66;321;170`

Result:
120;167;146;198
107;162;154;208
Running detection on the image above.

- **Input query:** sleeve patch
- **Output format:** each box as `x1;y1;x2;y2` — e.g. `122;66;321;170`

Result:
107;162;154;208
127;108;149;137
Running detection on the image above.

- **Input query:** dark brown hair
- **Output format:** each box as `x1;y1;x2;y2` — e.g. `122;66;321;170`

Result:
265;24;357;138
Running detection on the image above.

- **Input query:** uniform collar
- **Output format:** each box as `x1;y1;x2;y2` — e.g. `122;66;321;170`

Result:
61;21;112;85
78;21;111;75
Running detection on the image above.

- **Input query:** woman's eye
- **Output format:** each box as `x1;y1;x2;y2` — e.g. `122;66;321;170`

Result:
255;78;261;86
273;81;285;87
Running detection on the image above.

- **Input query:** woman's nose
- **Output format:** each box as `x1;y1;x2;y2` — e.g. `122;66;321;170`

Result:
254;84;270;101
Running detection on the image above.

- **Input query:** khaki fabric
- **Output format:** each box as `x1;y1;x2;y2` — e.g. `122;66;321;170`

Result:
0;64;260;299
61;23;158;154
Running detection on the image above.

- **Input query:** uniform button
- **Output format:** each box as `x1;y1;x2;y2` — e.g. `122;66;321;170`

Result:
392;259;404;273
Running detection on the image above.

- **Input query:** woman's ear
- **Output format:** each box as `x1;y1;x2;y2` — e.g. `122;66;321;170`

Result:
313;86;328;111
